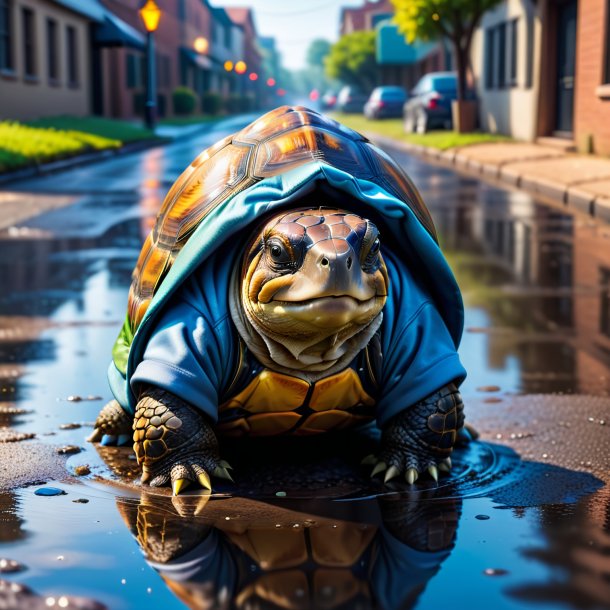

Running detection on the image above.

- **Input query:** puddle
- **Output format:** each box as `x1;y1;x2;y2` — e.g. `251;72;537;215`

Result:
1;131;609;609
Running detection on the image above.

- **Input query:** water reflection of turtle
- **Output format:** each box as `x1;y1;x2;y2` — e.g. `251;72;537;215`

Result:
89;106;470;494
116;492;461;610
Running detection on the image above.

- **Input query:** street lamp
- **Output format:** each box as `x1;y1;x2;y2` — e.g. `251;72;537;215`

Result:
139;0;162;130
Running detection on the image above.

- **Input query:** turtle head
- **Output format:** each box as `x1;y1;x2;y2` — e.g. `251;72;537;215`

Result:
241;209;388;337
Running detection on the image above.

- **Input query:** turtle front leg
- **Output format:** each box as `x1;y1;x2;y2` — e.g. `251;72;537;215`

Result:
365;383;465;484
133;387;233;495
88;399;132;446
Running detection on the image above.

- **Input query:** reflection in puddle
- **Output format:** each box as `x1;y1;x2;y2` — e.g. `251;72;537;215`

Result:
1;143;610;609
117;493;460;610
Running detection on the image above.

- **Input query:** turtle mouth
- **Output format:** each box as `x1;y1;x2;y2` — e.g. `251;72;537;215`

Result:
263;295;382;329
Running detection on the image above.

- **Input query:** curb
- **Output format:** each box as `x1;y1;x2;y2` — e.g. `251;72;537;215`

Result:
0;138;170;186
363;132;610;224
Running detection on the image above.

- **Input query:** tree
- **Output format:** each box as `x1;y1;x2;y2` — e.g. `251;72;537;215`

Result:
325;31;378;91
307;39;332;69
392;0;502;122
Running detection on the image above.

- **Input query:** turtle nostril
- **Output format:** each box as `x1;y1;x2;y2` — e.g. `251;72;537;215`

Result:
347;256;353;270
320;257;329;267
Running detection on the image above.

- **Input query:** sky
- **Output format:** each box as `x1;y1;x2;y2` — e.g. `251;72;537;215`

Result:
213;0;348;70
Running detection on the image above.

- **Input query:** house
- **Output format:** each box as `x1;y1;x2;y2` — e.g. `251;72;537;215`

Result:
0;0;108;120
339;0;393;35
472;0;610;154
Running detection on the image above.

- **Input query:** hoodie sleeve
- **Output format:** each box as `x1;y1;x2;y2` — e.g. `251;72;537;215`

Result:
129;261;238;423
375;252;466;428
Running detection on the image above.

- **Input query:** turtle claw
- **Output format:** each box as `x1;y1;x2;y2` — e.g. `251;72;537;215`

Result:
361;454;377;466
213;466;234;483
197;471;212;491
371;461;387;478
172;478;191;496
438;462;451;473
406;468;418;485
87;428;103;443
428;465;439;482
384;465;401;483
218;460;233;471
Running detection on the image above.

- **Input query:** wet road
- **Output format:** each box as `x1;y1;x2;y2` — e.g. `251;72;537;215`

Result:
0;116;609;610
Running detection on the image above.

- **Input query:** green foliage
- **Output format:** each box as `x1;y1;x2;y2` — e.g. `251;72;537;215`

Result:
307;39;332;68
29;115;156;143
201;92;223;115
331;113;512;149
225;94;253;114
172;86;197;115
325;31;378;91
391;0;503;43
0;121;120;172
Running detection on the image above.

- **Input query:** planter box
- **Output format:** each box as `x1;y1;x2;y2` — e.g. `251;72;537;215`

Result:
451;100;478;133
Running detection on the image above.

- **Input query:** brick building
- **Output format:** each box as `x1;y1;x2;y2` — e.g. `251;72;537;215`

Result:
225;7;262;103
0;0;106;120
572;0;610;155
473;0;610;153
339;0;393;35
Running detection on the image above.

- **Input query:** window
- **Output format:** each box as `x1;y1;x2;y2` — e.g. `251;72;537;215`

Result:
509;19;518;85
485;27;496;88
66;25;78;86
126;53;141;88
485;19;519;90
22;7;35;77
47;18;58;81
497;22;506;87
0;0;13;71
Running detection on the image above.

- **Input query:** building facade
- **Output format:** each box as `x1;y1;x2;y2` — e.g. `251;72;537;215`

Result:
473;0;610;153
0;0;103;120
339;0;393;35
470;0;541;141
572;0;610;155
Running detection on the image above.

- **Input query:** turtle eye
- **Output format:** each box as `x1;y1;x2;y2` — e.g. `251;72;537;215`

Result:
362;235;381;271
266;239;292;265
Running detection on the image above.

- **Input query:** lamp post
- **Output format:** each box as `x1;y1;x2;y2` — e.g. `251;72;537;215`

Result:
139;0;162;130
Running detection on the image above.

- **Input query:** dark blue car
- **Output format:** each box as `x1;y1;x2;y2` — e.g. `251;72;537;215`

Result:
364;86;407;119
403;72;460;133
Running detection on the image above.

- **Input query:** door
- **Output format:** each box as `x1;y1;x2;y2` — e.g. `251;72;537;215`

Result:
555;0;577;134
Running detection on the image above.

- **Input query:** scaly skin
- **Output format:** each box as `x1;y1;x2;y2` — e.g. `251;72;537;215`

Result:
363;384;465;484
132;387;233;494
87;399;132;445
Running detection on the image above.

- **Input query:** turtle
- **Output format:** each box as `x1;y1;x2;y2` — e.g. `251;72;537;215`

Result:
89;106;469;495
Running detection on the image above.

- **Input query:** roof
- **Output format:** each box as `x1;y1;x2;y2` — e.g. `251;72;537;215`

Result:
51;0;106;22
211;6;235;27
94;10;145;50
226;7;257;33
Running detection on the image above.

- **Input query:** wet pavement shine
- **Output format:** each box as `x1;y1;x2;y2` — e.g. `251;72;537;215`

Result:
0;117;609;610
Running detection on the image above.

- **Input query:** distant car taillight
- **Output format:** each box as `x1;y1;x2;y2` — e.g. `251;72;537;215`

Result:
427;92;442;110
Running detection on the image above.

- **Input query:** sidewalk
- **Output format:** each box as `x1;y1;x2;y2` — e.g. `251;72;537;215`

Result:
366;133;610;223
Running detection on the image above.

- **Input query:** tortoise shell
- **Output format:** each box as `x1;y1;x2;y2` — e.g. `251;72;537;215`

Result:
127;105;436;333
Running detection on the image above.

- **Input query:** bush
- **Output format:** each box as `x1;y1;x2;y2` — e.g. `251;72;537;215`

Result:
225;93;255;114
201;92;222;115
172;87;197;115
0;121;120;172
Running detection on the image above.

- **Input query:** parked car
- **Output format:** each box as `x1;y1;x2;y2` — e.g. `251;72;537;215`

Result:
364;86;407;119
336;86;369;113
403;72;464;133
320;90;338;110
